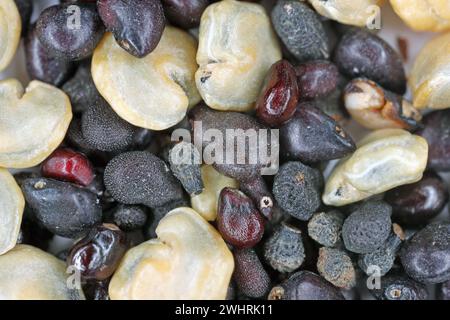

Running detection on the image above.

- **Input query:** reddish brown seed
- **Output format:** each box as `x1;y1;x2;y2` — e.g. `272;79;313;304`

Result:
256;60;299;127
295;60;339;100
217;187;265;248
41;148;95;186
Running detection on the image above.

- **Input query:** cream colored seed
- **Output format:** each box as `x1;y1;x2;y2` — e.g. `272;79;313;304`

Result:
191;165;239;221
0;245;85;300
323;129;428;206
92;27;201;131
308;0;384;27
196;0;281;112
109;207;234;300
0;79;72;168
0;0;21;72
410;32;450;110
0;169;24;255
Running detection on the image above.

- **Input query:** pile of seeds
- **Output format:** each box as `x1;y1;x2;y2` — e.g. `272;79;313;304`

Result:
0;0;450;300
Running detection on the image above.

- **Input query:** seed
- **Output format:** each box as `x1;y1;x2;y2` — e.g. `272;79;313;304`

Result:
400;222;450;284
233;248;271;298
97;0;165;58
323;129;428;206
67;224;128;281
36;3;105;61
111;204;148;231
308;210;344;248
21;178;102;238
109;207;234;299
104;151;183;208
239;176;274;219
0;169;24;255
263;222;305;273
162;0;208;29
268;271;344;300
333;29;406;94
0;0;21;72
344;78;422;130
317;247;356;289
0;79;72;169
196;0;281;112
25;24;75;87
217;188;265;248
273;161;323;221
370;273;428;300
92;27;200;131
416;109;450;171
191;165;239;221
385;171;448;226
41;148;95;187
280;102;356;163
81;98;139;152
295;60;339;100
255;60;299;127
271;0;329;62
0;245;85;299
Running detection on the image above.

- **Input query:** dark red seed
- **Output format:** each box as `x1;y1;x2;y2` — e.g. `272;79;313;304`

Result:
41;148;95;186
217;187;265;249
295;60;339;100
67;223;128;281
161;0;208;29
256;60;299;127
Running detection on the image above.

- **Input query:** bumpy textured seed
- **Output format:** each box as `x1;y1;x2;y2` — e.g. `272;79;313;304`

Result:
97;0;165;58
358;226;404;277
416;110;450;171
308;0;384;27
307;211;344;247
61;63;101;114
191;165;239;221
255;60;299;127
323;129;428;206
92;27;200;131
25;24;75;87
400;222;450;284
217;188;265;249
333;30;406;94
162;0;208;29
104;151;183;208
81;98;138;152
14;0;32;37
67;224;128;281
111;204;148;231
410;32;450;109
370;273;428;300
36;4;105;61
41;148;95;187
189;104;276;182
317;247;356;289
0;168;24;255
0;0;21;72
295;60;339;100
196;0;281;112
21;178;102;238
272;0;329;62
0;79;73;169
438;280;450;300
263;222;305;273
168;142;204;196
109;208;234;299
342;200;392;254
385;171;448;226
239;176;274;219
280;102;356;163
233;248;271;298
272;161;323;221
268;271;345;300
344;78;422;130
0;245;85;300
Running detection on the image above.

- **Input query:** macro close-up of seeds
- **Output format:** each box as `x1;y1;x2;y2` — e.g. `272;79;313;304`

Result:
1;0;450;304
